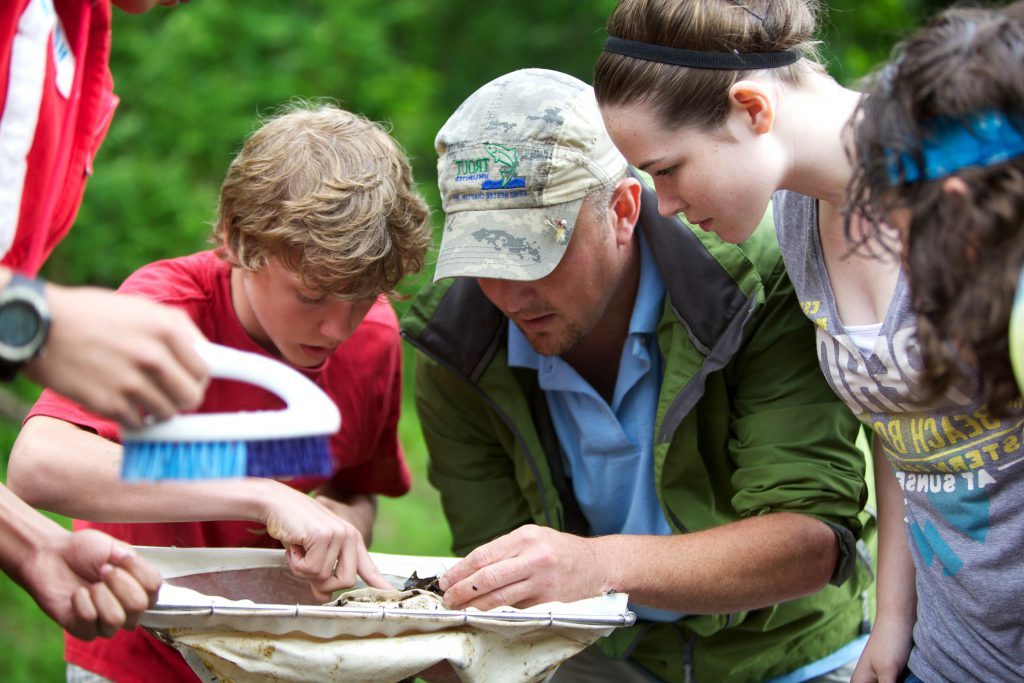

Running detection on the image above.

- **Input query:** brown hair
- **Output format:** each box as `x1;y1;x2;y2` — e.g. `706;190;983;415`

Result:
215;101;431;301
846;2;1024;414
593;0;825;131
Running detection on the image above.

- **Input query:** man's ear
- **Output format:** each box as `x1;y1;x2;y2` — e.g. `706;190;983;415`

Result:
728;80;775;134
611;177;642;246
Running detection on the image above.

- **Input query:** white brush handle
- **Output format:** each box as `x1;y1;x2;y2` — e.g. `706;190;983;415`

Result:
122;341;340;442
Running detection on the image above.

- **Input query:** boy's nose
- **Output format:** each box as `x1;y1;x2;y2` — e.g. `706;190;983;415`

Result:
318;302;361;342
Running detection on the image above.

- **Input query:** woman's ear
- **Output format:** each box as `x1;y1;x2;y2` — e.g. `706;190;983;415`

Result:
728;80;775;135
942;175;971;199
942;176;978;263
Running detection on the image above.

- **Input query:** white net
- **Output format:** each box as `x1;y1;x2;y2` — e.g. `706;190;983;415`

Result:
138;546;634;683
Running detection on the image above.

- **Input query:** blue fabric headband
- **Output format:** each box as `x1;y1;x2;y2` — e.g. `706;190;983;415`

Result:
887;109;1024;184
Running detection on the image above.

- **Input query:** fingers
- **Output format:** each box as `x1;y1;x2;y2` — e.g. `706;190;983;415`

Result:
438;527;530;596
437;526;585;610
89;578;129;638
287;545;324;601
305;544;351;599
115;330;208;427
30;286;210;428
147;314;210;414
287;539;341;602
448;577;534;611
65;577;130;640
269;490;386;597
108;547;163;605
309;535;380;597
67;586;99;641
275;496;378;596
307;584;333;603
439;533;517;591
286;534;341;583
57;538;161;641
437;558;473;591
354;545;391;590
98;562;155;629
285;529;386;599
442;554;533;610
334;541;357;588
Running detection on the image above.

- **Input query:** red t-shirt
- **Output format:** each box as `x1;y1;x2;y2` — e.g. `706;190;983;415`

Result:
27;250;411;682
0;0;118;275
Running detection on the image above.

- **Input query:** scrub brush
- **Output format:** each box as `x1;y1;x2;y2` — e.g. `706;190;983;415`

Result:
120;341;340;481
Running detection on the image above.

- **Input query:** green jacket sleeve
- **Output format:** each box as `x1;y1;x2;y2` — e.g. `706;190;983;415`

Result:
414;353;534;557
723;255;869;584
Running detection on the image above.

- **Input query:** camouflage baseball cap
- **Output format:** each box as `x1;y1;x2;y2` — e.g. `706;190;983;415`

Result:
433;68;628;282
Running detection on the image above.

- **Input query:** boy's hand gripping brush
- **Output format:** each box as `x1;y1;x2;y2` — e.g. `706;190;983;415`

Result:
120;341;340;481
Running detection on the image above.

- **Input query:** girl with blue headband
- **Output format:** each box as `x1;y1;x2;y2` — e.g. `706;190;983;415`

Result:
849;4;1024;416
595;1;1024;682
846;6;1024;682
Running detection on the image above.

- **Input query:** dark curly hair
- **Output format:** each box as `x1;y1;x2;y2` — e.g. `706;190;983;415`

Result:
846;1;1024;416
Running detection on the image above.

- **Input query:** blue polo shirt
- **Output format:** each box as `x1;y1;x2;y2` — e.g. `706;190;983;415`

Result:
508;232;681;622
507;231;864;676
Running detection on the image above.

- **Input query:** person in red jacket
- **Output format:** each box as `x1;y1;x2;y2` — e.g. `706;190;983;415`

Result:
0;0;200;644
1;0;204;422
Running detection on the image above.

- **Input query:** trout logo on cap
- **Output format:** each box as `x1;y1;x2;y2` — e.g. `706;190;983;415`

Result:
452;143;527;195
483;144;526;189
432;68;628;282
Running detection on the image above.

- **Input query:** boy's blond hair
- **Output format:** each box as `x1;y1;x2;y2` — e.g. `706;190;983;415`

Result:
216;102;431;300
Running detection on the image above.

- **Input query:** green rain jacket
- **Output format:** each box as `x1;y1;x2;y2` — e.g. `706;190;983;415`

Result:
401;185;873;683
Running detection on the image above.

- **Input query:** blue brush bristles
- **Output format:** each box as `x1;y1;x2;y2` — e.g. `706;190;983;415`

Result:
121;441;247;481
118;343;342;482
244;436;334;479
120;436;333;481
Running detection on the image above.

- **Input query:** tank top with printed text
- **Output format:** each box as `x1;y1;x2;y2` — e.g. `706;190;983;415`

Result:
774;189;1024;683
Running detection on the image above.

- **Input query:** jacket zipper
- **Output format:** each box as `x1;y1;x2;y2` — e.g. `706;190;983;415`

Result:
402;332;557;528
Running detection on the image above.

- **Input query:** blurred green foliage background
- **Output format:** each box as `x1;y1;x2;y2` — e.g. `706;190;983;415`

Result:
1;0;956;679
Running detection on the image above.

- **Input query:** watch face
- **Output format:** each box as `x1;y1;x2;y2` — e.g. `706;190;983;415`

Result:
0;300;42;347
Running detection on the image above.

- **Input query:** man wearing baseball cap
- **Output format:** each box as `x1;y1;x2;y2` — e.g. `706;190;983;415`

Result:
402;69;874;683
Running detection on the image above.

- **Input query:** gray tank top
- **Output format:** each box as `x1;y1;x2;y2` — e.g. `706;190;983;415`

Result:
774;189;1024;683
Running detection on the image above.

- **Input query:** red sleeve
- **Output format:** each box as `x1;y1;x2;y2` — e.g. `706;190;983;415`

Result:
27;387;119;441
24;256;210;440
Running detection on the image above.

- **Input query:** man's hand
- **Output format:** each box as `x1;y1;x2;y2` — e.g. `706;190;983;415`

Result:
26;284;208;429
262;486;390;600
22;528;162;641
438;525;609;610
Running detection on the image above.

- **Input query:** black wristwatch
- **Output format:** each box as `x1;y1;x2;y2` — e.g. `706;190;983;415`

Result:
0;274;51;381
